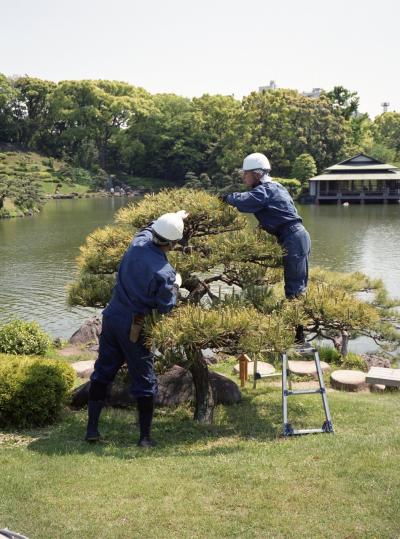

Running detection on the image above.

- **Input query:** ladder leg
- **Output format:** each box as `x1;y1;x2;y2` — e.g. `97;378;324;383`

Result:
314;351;334;433
282;352;293;436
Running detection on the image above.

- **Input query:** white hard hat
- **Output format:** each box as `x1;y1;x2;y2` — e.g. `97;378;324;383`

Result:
242;153;271;172
152;211;185;242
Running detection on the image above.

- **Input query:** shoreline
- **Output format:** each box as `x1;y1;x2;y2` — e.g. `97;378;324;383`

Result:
0;188;147;220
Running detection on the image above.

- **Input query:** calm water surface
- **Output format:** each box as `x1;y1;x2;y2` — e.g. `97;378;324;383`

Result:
0;199;399;343
0;197;129;338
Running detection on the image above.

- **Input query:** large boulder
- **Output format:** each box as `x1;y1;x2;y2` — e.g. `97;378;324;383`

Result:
71;365;241;408
69;317;102;346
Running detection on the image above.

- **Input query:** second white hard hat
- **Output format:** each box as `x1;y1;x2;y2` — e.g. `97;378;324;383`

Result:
242;153;271;172
152;211;185;242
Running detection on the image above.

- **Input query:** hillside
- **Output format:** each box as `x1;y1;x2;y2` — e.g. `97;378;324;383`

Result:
0;149;93;218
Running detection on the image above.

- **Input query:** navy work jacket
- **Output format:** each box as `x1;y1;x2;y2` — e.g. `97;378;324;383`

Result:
225;180;302;238
103;226;177;317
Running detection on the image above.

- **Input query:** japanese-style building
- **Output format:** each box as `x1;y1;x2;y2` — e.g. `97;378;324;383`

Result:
308;153;400;203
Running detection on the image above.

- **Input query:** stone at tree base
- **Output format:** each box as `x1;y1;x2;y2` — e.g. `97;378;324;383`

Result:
71;364;241;408
69;316;102;346
288;360;330;378
330;369;368;391
71;359;95;378
233;361;275;377
370;384;386;393
201;348;218;364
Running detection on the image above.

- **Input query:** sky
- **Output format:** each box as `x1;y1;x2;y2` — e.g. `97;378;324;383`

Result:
1;0;399;118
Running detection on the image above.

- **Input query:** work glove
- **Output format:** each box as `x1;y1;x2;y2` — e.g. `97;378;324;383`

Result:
176;210;189;220
174;273;182;288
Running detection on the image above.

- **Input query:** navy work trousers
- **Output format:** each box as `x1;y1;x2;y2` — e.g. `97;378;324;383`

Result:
90;312;157;398
279;223;311;299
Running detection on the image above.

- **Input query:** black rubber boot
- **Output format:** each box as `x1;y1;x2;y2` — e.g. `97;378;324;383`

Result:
137;396;156;448
85;400;104;442
294;325;305;345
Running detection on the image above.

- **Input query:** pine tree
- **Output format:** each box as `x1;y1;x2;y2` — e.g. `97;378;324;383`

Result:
69;188;400;422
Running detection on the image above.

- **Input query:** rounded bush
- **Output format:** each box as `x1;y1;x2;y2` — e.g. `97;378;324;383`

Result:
317;346;341;364
0;320;51;356
341;352;368;372
0;355;75;428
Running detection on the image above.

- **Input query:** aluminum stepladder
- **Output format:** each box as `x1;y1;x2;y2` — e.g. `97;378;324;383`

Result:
281;345;334;436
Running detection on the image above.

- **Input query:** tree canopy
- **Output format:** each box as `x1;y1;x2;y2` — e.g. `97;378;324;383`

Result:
2;75;393;185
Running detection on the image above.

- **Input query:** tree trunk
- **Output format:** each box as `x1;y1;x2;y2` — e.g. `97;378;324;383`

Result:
189;352;214;424
340;331;349;357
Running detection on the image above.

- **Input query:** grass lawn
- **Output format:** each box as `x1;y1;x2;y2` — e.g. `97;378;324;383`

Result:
0;380;399;538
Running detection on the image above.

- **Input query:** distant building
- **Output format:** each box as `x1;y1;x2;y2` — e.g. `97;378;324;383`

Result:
259;80;277;92
309;153;400;204
258;81;324;98
302;88;323;98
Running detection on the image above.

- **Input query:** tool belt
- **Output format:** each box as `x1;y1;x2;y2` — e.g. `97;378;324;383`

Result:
274;219;303;243
129;313;146;343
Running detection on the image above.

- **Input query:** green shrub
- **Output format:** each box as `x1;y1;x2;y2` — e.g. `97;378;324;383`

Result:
341;352;367;372
275;178;302;197
0;320;51;356
0;355;75;427
317;345;341;364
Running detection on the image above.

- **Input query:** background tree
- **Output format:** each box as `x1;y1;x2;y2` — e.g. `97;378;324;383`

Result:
291;153;317;183
0;74;18;143
11;77;56;150
242;89;353;176
371;112;400;163
324;86;360;120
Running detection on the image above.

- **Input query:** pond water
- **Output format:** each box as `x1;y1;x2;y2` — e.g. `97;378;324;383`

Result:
0;198;399;347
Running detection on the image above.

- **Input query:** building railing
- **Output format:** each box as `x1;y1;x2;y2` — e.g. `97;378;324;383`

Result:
318;190;400;199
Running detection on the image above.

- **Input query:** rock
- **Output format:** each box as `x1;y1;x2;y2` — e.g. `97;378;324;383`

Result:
71;360;95;378
362;354;392;369
208;370;241;405
330;369;367;392
370;384;386;393
71;364;241;408
288;360;330;378
233;361;276;377
201;348;218;364
69;317;102;346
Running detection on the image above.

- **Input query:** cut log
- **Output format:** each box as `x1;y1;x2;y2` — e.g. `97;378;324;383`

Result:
288;360;330;378
330;370;367;392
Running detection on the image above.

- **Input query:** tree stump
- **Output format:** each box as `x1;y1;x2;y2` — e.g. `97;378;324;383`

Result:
288;360;330;379
330;370;367;392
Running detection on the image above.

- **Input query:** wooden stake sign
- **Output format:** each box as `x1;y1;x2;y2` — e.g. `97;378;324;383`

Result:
238;353;251;387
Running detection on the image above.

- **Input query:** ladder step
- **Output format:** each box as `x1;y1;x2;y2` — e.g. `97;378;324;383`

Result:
290;428;328;435
285;388;324;396
288;345;317;355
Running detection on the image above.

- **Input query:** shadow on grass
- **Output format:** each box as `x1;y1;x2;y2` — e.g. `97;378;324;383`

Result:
24;384;318;459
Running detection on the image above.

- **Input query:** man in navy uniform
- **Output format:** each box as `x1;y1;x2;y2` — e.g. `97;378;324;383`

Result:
85;210;187;447
221;152;311;342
